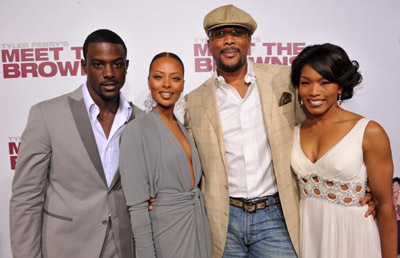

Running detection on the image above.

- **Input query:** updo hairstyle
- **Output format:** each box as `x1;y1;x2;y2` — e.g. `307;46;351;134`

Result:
291;43;362;101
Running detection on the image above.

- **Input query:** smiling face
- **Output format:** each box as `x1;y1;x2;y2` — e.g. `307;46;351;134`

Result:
208;26;251;73
299;64;342;118
393;181;400;193
148;56;184;111
81;42;128;104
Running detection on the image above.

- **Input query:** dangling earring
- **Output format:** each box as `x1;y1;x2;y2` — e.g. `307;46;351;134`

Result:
300;99;304;105
174;93;186;118
338;94;342;105
143;92;158;113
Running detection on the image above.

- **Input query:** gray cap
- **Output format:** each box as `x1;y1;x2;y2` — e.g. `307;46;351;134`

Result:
203;4;257;35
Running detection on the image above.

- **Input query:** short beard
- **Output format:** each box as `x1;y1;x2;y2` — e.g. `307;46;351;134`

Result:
216;56;246;73
100;92;119;103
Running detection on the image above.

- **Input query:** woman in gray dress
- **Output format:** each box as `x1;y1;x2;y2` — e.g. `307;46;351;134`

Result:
119;52;212;258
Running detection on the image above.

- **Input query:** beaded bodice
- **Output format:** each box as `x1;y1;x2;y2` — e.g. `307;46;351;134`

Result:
291;118;371;207
297;174;366;206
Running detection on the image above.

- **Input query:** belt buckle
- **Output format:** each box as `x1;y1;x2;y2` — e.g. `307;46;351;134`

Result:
243;201;256;213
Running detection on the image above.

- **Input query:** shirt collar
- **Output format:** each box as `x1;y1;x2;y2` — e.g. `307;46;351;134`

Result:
214;59;256;86
82;82;132;123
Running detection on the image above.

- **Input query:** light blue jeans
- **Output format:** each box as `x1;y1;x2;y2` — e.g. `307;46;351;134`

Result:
222;197;297;258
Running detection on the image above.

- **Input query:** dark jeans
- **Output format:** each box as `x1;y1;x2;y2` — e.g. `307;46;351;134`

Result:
398;220;400;254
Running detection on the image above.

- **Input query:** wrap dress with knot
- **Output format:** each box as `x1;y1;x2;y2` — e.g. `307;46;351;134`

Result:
119;109;212;258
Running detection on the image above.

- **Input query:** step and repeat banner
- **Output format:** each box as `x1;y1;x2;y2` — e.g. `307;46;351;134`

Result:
1;0;399;256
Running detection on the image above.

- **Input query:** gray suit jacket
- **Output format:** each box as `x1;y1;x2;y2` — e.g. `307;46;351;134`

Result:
184;62;306;257
10;86;141;258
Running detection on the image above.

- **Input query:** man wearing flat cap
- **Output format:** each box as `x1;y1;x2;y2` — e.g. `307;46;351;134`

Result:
184;4;305;257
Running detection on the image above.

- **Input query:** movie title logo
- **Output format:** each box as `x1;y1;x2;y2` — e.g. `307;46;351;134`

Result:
1;41;85;79
193;37;306;72
8;137;20;170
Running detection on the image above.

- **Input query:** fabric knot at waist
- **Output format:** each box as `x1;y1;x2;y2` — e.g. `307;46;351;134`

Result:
153;187;203;207
191;187;201;198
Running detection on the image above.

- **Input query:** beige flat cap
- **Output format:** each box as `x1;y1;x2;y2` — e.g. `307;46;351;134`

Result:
203;4;257;35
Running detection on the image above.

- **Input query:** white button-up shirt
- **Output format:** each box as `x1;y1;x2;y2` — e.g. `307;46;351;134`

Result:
82;83;132;187
215;61;278;199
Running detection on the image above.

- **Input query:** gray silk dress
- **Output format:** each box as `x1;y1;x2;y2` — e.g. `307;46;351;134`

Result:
119;109;212;258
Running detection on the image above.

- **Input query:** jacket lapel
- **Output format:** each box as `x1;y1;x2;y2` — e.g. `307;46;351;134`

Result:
68;86;107;186
253;63;274;141
201;78;228;171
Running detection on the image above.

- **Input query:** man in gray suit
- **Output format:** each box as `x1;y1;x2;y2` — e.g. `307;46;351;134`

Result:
10;29;140;258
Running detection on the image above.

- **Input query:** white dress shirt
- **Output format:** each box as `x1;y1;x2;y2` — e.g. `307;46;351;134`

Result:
215;61;278;199
82;83;132;187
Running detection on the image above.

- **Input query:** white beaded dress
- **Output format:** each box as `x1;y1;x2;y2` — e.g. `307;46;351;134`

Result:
291;118;381;258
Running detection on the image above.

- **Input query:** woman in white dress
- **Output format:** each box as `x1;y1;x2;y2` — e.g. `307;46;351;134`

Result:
290;43;397;258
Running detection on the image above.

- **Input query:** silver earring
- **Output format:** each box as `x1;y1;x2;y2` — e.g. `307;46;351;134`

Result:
143;92;158;113
338;94;342;105
300;99;304;105
174;94;186;118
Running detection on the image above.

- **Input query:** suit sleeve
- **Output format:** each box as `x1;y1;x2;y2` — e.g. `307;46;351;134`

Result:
10;104;51;258
183;95;194;140
119;123;156;258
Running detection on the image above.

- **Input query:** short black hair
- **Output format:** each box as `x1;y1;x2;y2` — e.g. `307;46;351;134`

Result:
148;52;185;75
83;29;127;60
393;177;400;184
291;43;362;101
